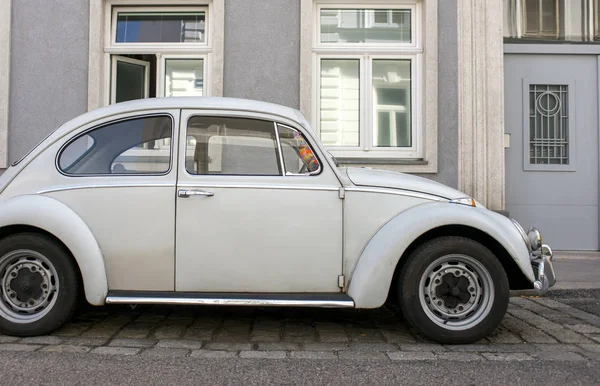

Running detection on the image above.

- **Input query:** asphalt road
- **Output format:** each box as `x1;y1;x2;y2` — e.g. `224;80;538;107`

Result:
1;350;599;386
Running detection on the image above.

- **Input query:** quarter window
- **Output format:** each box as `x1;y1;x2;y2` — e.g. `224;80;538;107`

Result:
58;115;172;175
185;117;281;176
315;3;420;159
277;125;321;175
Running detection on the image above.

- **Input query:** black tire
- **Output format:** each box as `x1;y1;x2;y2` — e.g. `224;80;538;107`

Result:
0;233;80;336
398;236;509;344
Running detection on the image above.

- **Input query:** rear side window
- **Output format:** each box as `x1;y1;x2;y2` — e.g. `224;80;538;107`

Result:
58;115;173;175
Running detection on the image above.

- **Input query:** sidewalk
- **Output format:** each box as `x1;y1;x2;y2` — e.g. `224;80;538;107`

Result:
551;251;600;290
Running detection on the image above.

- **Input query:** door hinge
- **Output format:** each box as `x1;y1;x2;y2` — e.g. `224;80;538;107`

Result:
338;275;345;288
339;187;345;199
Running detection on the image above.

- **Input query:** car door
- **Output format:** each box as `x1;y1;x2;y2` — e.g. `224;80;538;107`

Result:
48;110;180;291
175;110;343;293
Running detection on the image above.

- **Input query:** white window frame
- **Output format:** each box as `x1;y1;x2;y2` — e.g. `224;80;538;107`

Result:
88;0;224;110
160;54;209;98
110;55;151;104
301;0;437;171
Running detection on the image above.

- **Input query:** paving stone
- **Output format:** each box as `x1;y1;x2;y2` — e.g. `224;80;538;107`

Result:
387;351;436;361
435;352;485;361
532;351;587;361
347;327;386;343
349;343;398;352
282;322;317;343
0;336;19;343
530;297;571;309
400;343;448;352
183;328;215;341
501;315;558;344
191;350;238;359
142;348;190;357
534;344;583;352
250;320;281;342
378;328;417;343
153;325;186;340
40;345;92;353
578;351;600;361
555;307;600;328
445;344;538;353
81;324;122;339
302;343;349;351
578;344;600;353
239;350;287;359
115;323;156;339
52;322;92;337
63;337;109;347
0;344;42;352
256;342;300;351
21;336;64;345
338;351;388;360
486;327;523;344
508;308;593;343
566;324;600;334
204;342;253;351
156;339;204;350
213;320;252;342
135;314;167;323
482;352;534;361
315;323;349;343
91;347;141;356
509;297;552;314
290;351;337;360
108;338;156;348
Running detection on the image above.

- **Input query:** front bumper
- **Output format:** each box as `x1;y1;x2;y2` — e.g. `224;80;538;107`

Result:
531;244;556;294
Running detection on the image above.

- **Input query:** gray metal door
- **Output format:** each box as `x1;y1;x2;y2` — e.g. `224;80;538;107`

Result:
504;54;599;250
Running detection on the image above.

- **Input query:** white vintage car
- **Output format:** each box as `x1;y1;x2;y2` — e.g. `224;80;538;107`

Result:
0;97;555;343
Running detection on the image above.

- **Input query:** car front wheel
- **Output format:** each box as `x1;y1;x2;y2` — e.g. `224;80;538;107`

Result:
0;233;80;336
398;236;509;344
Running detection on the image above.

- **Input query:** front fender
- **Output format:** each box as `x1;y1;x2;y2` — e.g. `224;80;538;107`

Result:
0;195;108;305
347;201;534;308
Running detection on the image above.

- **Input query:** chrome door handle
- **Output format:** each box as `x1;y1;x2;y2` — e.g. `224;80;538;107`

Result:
178;189;214;198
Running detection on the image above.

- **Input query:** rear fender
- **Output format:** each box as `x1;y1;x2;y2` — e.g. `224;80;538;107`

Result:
347;201;533;308
0;195;108;305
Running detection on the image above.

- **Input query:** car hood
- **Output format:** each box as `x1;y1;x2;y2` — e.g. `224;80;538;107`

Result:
345;167;468;200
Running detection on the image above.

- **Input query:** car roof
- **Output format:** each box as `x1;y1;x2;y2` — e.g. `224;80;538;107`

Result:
69;97;308;129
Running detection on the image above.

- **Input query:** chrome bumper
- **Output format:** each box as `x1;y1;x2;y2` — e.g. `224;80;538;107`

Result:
531;244;556;294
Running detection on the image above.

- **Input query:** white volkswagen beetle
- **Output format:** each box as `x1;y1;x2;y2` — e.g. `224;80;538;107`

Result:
0;97;555;343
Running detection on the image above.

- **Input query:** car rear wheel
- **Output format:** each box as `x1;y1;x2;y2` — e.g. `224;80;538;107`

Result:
0;233;80;336
398;236;509;344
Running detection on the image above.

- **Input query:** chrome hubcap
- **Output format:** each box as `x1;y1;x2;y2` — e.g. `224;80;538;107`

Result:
419;254;494;331
0;250;59;323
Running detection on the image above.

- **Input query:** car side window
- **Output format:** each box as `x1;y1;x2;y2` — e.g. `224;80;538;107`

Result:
277;124;321;175
58;115;173;175
185;116;281;176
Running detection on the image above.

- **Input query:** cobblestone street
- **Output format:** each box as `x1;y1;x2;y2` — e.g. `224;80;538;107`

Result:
1;292;599;363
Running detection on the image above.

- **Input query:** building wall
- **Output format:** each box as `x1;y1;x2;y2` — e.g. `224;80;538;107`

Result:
223;0;300;109
9;0;90;164
6;0;458;188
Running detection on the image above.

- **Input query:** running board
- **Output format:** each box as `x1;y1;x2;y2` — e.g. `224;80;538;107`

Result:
105;291;355;308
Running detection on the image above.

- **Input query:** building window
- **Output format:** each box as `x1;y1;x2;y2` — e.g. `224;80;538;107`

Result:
529;85;569;165
105;5;211;105
314;3;420;159
522;0;559;39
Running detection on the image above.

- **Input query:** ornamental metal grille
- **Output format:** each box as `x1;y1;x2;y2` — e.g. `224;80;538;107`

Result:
529;84;569;165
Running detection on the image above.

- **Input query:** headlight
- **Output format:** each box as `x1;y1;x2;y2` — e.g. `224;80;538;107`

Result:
510;218;531;251
527;227;542;251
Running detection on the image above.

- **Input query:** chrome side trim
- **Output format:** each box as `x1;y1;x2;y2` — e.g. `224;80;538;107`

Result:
176;183;339;192
37;183;174;194
344;187;446;201
105;296;355;308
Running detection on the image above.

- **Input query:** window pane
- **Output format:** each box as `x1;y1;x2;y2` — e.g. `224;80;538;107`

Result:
59;116;172;174
116;12;205;43
186;117;281;175
320;59;360;147
372;60;411;147
278;125;321;174
320;9;411;43
529;84;569;165
165;59;204;97
115;60;147;103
